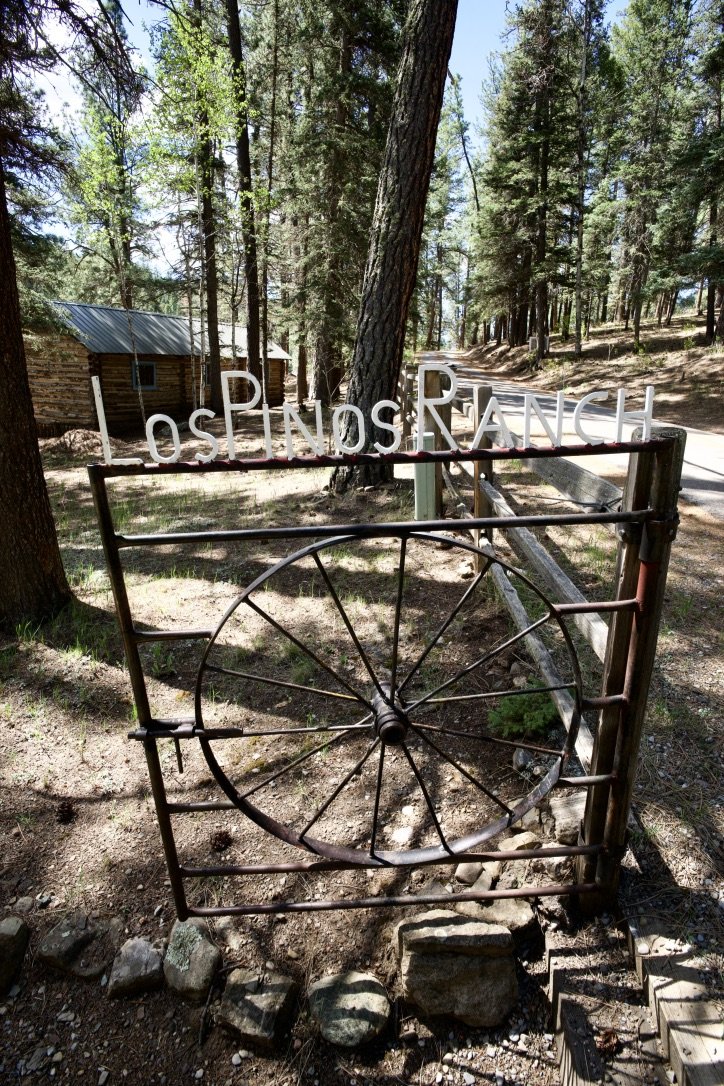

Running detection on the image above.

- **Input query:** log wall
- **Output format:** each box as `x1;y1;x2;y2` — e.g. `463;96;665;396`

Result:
24;333;96;436
99;354;190;434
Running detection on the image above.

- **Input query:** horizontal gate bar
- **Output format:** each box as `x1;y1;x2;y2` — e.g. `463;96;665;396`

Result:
114;508;651;549
185;881;601;917
88;436;677;480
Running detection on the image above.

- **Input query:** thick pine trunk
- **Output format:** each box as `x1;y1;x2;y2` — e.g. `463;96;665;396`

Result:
0;162;70;629
331;0;458;491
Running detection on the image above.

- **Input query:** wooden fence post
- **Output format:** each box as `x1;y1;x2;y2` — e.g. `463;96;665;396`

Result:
423;367;444;517
400;365;414;446
473;384;494;566
414;432;436;520
577;425;686;910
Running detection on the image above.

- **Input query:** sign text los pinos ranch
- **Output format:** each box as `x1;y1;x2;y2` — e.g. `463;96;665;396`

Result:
91;365;655;466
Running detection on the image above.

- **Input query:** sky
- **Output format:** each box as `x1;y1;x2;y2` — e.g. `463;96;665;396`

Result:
43;0;633;140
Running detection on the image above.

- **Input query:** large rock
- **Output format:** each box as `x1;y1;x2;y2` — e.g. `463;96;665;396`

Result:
216;968;298;1050
550;793;586;845
38;912;112;979
395;909;518;1027
164;919;221;1004
108;937;164;998
455;899;541;953
0;916;30;995
308;971;390;1047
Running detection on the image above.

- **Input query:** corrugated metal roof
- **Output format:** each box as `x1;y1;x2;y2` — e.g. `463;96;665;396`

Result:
191;320;290;360
54;302;190;356
54;301;291;361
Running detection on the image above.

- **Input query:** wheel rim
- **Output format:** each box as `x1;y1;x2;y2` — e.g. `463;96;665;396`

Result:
194;532;582;867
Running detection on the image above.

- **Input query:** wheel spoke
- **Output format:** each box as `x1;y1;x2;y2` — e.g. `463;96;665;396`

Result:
398;560;491;695
423;682;574;705
311;553;386;699
400;742;452;854
411;721;563;757
239;722;368;799
405;612;551;713
204;663;359;702
409;723;512;815
369;744;385;857
389;537;408;691
244;596;375;710
299;738;380;840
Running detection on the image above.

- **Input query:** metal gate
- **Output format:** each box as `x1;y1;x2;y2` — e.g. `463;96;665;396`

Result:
89;432;684;920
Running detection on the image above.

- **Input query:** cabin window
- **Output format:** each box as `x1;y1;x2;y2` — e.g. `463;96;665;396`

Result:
131;360;157;390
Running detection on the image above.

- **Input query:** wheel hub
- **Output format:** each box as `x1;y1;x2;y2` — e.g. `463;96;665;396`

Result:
372;683;409;746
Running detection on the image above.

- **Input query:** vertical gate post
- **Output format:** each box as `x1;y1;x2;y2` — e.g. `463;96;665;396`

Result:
473;384;494;565
577;425;686;910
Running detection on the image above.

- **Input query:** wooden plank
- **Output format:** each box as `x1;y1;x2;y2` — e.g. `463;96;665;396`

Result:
489;563;593;769
519;452;623;512
478;478;609;663
626;925;724;1086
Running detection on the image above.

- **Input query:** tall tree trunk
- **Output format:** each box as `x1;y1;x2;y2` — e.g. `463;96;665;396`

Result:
0;163;70;629
260;0;279;397
574;0;592;360
331;0;458;491
226;0;261;383
199;129;222;413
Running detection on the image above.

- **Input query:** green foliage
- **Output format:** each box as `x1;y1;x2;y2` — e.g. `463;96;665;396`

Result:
488;683;559;740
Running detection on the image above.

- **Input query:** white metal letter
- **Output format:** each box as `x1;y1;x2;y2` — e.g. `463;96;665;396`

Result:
91;376;142;465
371;399;401;453
282;401;324;457
416;363;458;451
222;370;261;459
146;414;181;464
189;408;219;463
573;391;609;445
332;405;366;454
615;385;655;442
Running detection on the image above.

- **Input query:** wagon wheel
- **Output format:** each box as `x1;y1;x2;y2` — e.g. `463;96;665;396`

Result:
194;532;582;867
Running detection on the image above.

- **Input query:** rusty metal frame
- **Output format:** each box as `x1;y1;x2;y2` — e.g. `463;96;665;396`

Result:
88;436;679;920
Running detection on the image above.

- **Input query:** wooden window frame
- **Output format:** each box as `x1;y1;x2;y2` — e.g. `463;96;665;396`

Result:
131;359;157;391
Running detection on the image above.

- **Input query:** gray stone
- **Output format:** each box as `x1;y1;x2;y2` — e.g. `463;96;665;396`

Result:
163;919;221;1004
108;937;164;998
455;862;483;886
308;971;390;1047
38;912;111;979
0;916;30;995
477;899;541;951
504;831;541;851
216;968;298;1050
453;870;494;918
416;879;451;900
14;897;34;915
550;793;586;846
395;910;518;1027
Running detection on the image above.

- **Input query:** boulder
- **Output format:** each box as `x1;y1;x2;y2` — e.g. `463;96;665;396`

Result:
163;919;221;1004
454;862;483;886
38;912;112;979
550;793;586;846
0;916;31;995
395;910;518;1027
216;968;298;1050
108;937;164;998
308;971;390;1047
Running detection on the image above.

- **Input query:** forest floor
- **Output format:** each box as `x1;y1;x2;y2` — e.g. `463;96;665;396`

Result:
0;314;722;1086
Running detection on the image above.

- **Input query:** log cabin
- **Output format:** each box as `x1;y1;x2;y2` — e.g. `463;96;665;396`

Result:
25;301;290;436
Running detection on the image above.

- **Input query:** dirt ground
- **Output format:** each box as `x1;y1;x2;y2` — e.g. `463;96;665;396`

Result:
0;314;722;1085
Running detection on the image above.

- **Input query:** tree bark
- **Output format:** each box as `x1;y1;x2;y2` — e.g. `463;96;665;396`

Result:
226;0;261;383
331;0;458;491
0;161;70;629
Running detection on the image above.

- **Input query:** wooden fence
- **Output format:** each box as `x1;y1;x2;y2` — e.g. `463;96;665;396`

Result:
398;359;686;908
